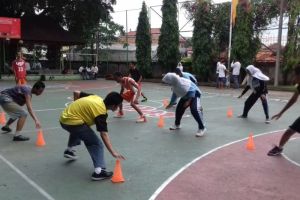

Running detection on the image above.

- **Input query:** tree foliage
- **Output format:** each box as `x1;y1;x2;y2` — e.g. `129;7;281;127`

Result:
136;1;152;78
0;0;118;42
192;0;214;80
157;0;180;71
282;0;300;83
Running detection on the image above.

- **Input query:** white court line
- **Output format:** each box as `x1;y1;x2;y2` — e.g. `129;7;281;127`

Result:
282;137;300;167
148;129;285;200
0;154;55;200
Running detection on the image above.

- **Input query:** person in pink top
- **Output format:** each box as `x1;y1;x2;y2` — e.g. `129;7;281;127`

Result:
113;72;146;123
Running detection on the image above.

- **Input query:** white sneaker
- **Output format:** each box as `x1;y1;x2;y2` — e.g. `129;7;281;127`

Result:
169;125;181;130
265;119;271;124
136;116;147;123
195;128;206;137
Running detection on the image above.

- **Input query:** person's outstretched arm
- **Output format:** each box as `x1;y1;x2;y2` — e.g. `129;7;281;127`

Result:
25;95;41;129
272;91;299;120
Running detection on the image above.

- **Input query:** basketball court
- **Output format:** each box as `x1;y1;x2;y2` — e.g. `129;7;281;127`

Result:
0;79;299;200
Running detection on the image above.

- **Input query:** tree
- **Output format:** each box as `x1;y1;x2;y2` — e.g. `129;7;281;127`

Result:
0;0;117;42
231;0;279;67
136;1;152;78
157;0;180;71
192;0;214;81
212;2;231;58
282;0;300;84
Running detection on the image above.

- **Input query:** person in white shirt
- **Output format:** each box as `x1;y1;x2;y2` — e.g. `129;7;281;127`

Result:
86;66;92;80
216;62;220;88
93;66;99;79
78;66;88;80
231;60;241;89
217;61;227;89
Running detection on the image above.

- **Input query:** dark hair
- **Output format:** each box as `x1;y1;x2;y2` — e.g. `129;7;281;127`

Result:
113;71;123;78
104;92;123;106
33;81;45;90
295;66;300;75
174;68;183;75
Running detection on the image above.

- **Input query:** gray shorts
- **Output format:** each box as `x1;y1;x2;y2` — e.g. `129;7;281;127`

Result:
0;94;27;120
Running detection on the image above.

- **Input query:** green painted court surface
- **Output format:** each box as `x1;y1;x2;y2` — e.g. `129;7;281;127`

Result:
0;79;299;200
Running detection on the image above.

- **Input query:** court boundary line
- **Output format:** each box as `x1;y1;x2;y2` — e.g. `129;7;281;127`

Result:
0;154;56;200
282;137;300;167
148;129;285;200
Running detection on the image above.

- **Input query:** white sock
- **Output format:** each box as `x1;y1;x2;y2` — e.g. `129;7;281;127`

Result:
95;167;102;174
14;131;21;136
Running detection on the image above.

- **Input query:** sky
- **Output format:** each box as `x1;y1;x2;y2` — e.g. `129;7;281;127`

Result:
111;0;286;45
111;0;230;37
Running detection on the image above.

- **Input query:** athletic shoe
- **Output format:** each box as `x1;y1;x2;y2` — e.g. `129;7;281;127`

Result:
267;146;283;156
141;97;148;102
114;111;124;118
195;128;207;137
13;135;30;141
237;115;247;118
265;118;271;124
169;125;181;130
64;149;78;160
1;126;12;133
91;170;113;181
136;116;147;123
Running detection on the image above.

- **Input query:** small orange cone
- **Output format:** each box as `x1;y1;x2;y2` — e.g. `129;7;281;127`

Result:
0;112;6;126
111;159;125;183
227;107;233;118
36;129;46;147
157;115;165;128
163;99;169;108
246;133;255;151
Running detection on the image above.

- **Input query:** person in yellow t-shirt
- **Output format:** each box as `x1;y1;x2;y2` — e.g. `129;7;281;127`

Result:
59;91;125;181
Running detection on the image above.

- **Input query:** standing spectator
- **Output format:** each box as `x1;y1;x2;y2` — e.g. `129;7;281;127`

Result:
162;73;206;137
215;61;220;88
217;61;227;89
238;65;270;123
60;91;125;180
113;72;147;123
128;62;147;103
12;52;27;85
267;66;300;156
0;81;45;141
231;60;241;89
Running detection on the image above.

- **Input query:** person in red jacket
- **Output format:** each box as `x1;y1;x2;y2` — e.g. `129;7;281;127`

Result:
12;52;27;85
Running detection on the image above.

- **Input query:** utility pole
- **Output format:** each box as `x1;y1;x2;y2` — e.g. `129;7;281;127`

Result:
274;0;284;86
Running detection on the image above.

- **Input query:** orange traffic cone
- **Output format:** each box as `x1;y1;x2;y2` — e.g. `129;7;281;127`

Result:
246;133;255;151
227;107;233;118
163;99;169;108
111;159;125;183
0;112;6;126
36;129;46;147
157;115;165;128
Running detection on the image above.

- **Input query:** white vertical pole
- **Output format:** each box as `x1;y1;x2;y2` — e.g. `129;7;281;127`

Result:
228;1;233;69
274;0;284;86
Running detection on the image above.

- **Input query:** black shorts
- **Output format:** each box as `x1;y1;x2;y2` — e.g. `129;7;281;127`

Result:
289;117;300;133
